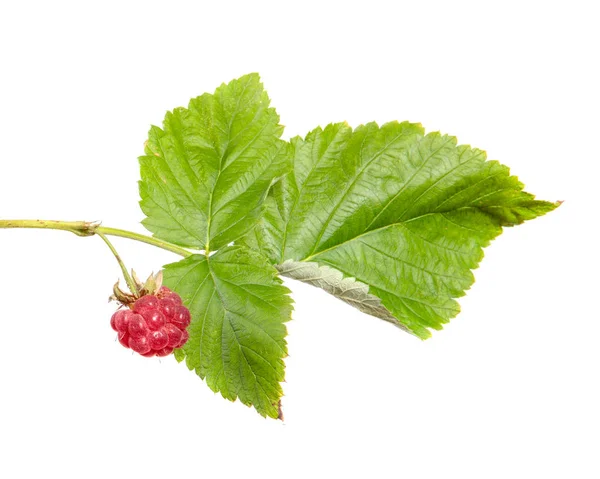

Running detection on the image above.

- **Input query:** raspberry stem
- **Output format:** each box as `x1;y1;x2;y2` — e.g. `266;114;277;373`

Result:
0;219;194;257
0;219;97;236
96;232;140;296
95;227;193;257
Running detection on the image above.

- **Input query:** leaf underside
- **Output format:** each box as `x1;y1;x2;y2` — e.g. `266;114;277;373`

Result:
240;121;558;339
276;260;406;331
163;246;293;419
139;73;290;252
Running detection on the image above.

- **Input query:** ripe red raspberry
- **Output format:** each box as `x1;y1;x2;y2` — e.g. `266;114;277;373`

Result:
148;329;169;350
141;309;166;330
110;285;190;357
118;331;130;348
128;313;149;338
164;323;183;348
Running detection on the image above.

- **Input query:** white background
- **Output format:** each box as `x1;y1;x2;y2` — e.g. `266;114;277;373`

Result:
0;1;598;478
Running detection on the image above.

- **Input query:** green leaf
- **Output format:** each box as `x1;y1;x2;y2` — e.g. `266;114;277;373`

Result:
139;73;290;252
163;246;293;419
241;121;559;339
173;348;185;363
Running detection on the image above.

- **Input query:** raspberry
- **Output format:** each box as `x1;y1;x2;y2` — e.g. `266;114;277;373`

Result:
171;306;191;329
128;313;148;338
118;331;131;348
159;297;178;320
148;329;169;350
129;335;151;354
111;309;130;333
110;312;119;331
141;309;166;330
179;329;189;347
164;323;183;348
155;346;174;357
111;285;190;358
133;295;159;312
167;292;182;305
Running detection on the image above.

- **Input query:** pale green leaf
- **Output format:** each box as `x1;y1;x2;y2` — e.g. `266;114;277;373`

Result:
163;246;293;419
241;122;559;339
139;73;290;251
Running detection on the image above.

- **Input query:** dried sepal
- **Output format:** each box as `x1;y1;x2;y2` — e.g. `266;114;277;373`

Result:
109;280;137;305
131;269;144;290
110;270;165;307
141;270;163;295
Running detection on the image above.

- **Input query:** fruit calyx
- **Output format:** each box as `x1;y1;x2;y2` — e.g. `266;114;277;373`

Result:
110;270;163;306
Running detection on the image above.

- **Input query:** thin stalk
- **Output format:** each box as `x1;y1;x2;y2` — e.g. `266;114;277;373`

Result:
96;226;193;257
0;219;194;257
96;232;139;296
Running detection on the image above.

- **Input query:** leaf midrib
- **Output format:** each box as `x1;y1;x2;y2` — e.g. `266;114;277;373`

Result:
305;127;417;258
204;257;283;415
280;127;348;262
205;78;253;252
302;205;487;262
208;257;287;356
